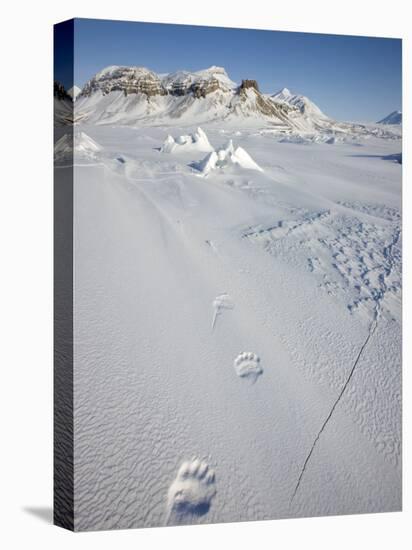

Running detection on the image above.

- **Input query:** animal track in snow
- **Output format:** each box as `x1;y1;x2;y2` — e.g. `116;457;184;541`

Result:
244;205;401;321
337;201;401;223
167;459;216;520
307;257;321;272
243;209;332;241
211;293;234;329
233;352;263;381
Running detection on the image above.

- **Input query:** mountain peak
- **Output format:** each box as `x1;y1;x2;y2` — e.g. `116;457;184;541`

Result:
271;87;327;119
377;110;402;125
81;66;167;98
279;87;292;96
203;65;228;74
192;66;236;89
94;65;155;80
240;79;260;92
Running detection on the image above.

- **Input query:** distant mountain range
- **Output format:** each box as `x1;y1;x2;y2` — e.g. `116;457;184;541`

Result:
377;110;402;125
71;65;335;131
54;66;402;137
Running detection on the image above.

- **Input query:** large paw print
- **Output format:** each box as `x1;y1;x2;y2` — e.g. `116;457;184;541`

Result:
233;352;263;381
167;458;216;518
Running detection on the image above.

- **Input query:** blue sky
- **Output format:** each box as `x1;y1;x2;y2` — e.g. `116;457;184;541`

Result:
65;18;401;122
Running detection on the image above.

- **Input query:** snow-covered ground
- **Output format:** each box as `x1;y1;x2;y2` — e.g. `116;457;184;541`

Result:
59;122;401;530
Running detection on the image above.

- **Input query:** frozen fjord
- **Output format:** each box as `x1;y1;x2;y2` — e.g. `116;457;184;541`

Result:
69;124;401;530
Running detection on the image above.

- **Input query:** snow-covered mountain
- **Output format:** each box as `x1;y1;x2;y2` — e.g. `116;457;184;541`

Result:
74;65;333;131
72;65;402;140
377;110;402;125
269;87;336;132
160;66;237;94
271;87;328;119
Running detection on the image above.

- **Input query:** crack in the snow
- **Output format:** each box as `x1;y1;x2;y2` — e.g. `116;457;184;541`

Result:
290;227;400;502
290;315;378;502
